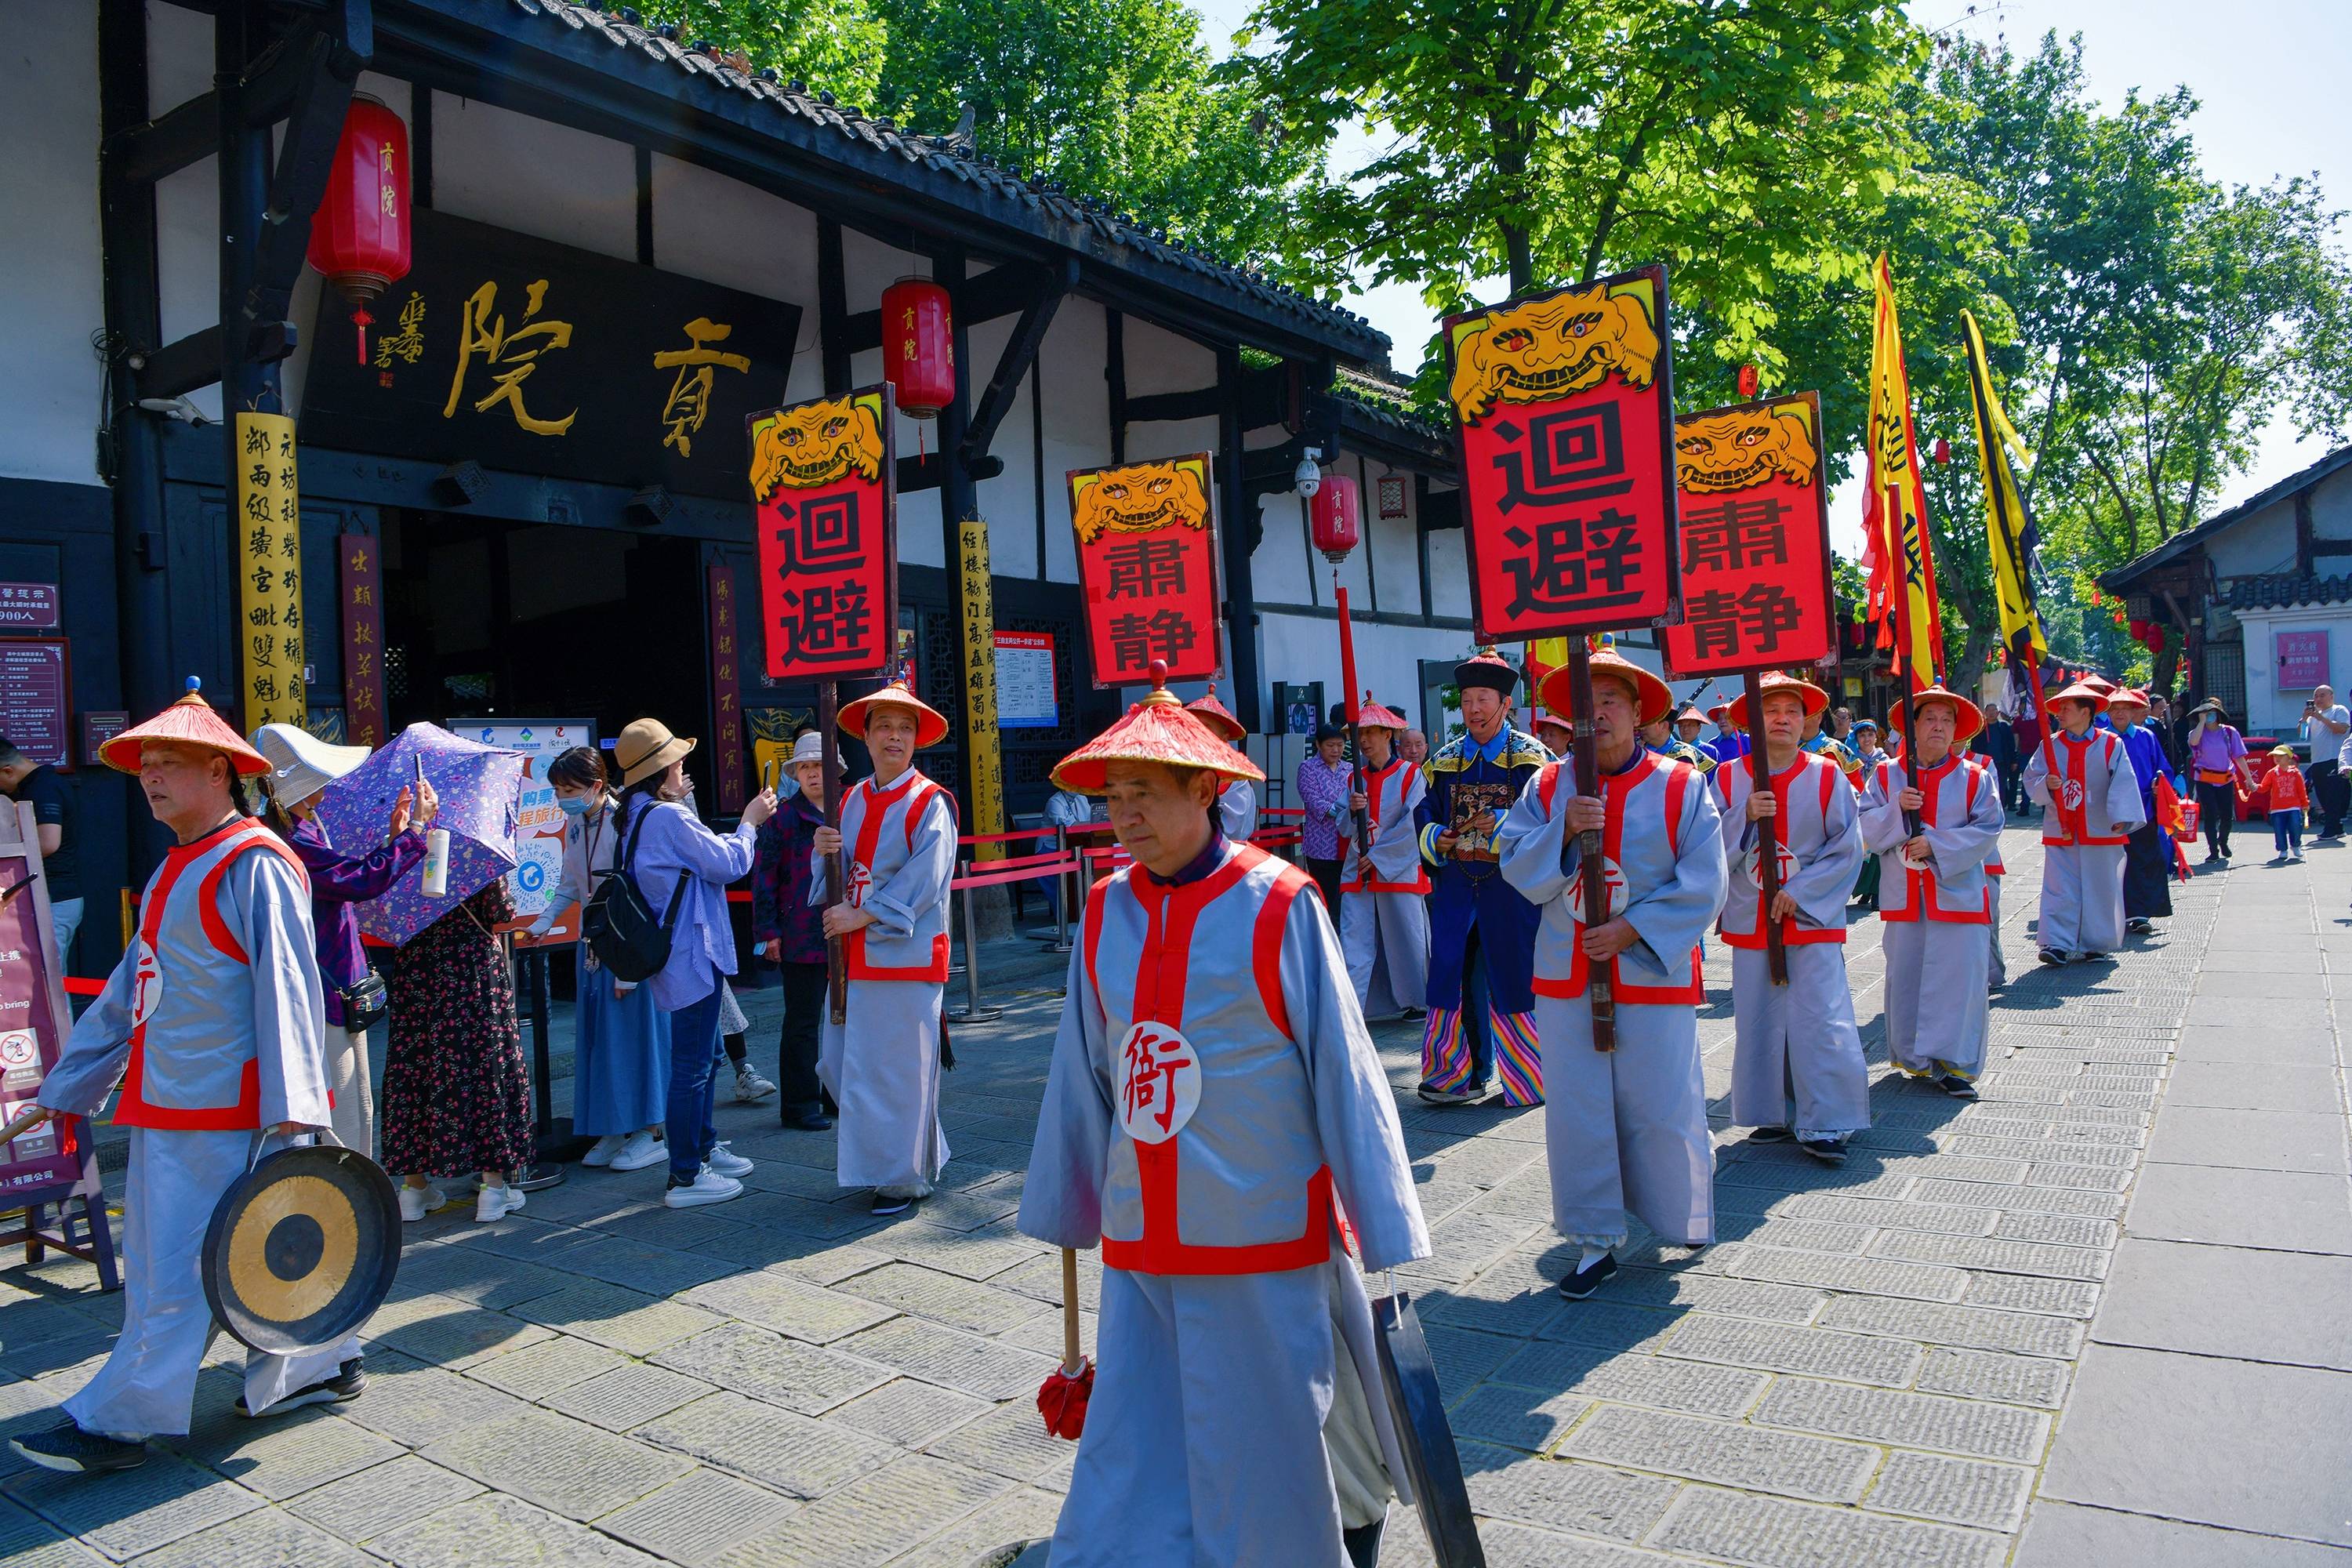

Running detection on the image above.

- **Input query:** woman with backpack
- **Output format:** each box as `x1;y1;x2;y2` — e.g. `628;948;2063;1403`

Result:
531;746;670;1173
607;717;777;1210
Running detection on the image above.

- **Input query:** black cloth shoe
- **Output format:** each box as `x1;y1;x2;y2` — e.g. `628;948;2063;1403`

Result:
2038;947;2067;967
238;1357;365;1417
1746;1125;1794;1144
10;1421;147;1473
1798;1137;1848;1165
783;1110;836;1131
1343;1517;1385;1568
1937;1074;1980;1100
1400;1007;1427;1022
2126;917;2153;935
1558;1253;1617;1301
1417;1082;1476;1106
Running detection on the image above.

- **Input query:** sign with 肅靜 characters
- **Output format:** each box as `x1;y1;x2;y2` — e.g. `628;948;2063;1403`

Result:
1661;392;1837;678
1444;268;1680;641
1069;454;1223;688
748;387;898;682
303;209;799;500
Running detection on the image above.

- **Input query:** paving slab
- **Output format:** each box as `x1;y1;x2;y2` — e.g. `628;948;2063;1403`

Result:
2125;1163;2352;1254
1556;1404;1879;1503
2015;1500;2352;1567
2091;1239;2352;1372
2146;1104;2350;1174
2170;1025;2342;1064
420;1406;692;1521
1864;1451;2034;1532
1645;1484;2006;1568
366;1491;665;1567
282;1455;487;1544
2162;1058;2343;1110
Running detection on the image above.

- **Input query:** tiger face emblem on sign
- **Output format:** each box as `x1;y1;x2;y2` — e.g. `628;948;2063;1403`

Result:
747;392;886;500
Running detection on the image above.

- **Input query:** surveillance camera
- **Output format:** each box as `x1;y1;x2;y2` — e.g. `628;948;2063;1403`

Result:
136;396;211;427
1294;452;1321;499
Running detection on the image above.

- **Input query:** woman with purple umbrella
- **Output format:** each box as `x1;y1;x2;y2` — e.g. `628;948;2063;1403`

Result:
252;723;437;1160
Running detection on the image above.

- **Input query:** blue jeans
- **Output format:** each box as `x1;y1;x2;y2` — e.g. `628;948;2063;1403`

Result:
666;970;728;1181
2273;809;2306;855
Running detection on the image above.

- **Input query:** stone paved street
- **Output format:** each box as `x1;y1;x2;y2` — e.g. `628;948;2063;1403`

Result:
3;824;2349;1566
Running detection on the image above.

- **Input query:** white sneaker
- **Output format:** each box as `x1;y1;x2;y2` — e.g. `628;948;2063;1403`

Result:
664;1166;744;1208
733;1063;779;1103
608;1131;666;1172
475;1182;524;1223
708;1142;753;1178
397;1185;445;1223
581;1134;625;1167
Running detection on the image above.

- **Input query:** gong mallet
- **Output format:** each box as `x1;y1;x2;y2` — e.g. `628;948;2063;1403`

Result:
1036;1247;1094;1439
1742;671;1789;986
1564;641;1615;1052
818;682;850;1026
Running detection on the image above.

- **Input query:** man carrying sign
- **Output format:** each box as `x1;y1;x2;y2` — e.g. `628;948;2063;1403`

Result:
2024;680;2146;964
1496;650;1724;1299
1714;673;1870;1163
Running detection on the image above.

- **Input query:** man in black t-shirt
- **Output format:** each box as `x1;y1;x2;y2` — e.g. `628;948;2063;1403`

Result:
0;739;79;965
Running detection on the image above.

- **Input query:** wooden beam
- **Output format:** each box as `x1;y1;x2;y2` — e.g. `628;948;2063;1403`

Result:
109;92;220;187
249;27;359;321
962;258;1076;463
817;218;851;394
141;325;223;398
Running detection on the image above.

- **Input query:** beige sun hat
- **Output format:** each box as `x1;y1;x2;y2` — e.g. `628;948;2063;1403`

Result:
615;717;696;786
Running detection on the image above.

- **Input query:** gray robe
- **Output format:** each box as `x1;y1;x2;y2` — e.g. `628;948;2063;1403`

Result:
2024;728;2146;955
1339;757;1430;1018
1860;753;2005;1078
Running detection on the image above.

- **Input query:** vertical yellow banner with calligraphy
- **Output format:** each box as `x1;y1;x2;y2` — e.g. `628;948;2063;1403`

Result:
956;517;1004;861
234;412;306;734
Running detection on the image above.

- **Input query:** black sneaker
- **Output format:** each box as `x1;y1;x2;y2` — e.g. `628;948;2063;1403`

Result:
2038;947;2068;967
1746;1125;1794;1145
1417;1082;1476;1106
1558;1253;1617;1301
2126;917;2153;935
1798;1137;1848;1165
238;1357;365;1417
1400;1007;1427;1022
783;1111;836;1132
9;1421;147;1473
1937;1074;1980;1100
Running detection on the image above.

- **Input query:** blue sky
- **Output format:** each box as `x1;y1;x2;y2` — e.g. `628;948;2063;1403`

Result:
1195;0;2350;533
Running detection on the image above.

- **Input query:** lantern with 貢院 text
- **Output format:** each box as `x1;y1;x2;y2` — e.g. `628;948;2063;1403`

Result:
1311;473;1360;564
882;278;955;418
306;95;411;365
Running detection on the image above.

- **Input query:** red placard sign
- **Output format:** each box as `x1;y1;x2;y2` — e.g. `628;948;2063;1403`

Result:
339;533;389;747
747;385;898;681
1069;454;1223;688
1661;392;1838;677
708;563;746;814
1444;267;1680;640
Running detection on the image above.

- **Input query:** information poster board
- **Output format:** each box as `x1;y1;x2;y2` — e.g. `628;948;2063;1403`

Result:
0;641;71;769
994;630;1058;728
0;804;82;1195
453;717;596;924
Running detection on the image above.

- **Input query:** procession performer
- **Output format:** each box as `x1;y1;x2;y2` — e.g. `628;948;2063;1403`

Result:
1860;686;2005;1096
1534;708;1574;760
1186;691;1258;843
1646;713;1715;773
2107;688;2173;932
1984;844;2008;990
1414;648;1549;1107
1339;698;1430;1021
1020;673;1428;1567
1798;702;1865;783
1495;649;1725;1300
1673;705;1710;753
1706;703;1749;768
1714;673;1871;1163
813;681;956;1215
2024;678;2146;964
5;682;348;1474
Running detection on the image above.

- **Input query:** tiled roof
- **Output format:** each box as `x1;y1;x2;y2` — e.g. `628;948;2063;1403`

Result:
2099;443;2352;591
2223;572;2352;611
455;0;1388;361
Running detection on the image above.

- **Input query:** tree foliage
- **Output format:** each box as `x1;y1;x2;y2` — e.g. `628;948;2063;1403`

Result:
633;0;891;106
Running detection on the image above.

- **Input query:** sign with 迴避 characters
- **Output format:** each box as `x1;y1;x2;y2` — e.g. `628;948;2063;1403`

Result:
1444;268;1681;641
234;412;305;734
303;209;800;500
748;387;898;682
1069;454;1223;688
1661;392;1837;678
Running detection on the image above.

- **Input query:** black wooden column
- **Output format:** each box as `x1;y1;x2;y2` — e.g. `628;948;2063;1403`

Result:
216;2;278;434
1217;345;1264;731
932;248;987;813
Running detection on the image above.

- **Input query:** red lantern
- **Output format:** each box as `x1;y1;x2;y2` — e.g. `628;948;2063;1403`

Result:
1737;364;1759;399
1932;437;1951;465
882;278;955;418
307;95;411;365
1311;474;1361;565
2129;618;2150;642
2148;626;2167;655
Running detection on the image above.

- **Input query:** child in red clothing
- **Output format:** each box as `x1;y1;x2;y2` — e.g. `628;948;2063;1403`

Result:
2261;746;2311;861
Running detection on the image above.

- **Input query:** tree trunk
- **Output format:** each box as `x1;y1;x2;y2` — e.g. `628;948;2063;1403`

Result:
1504;223;1534;295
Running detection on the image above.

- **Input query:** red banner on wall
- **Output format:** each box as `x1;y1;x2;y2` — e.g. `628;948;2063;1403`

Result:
1069;454;1223;688
1444;267;1680;641
1661;392;1837;677
339;532;388;747
747;385;898;681
708;562;746;814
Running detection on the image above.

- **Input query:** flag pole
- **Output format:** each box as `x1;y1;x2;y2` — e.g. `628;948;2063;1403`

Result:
1883;485;1924;838
1566;639;1616;1052
1743;670;1788;986
818;681;849;1026
1336;583;1373;855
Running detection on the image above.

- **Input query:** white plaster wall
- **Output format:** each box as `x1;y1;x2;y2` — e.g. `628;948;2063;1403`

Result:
1120;314;1215;397
1427;525;1472;620
1259;608;1468;739
649;153;825;405
1252;492;1314;606
1035;298;1110;586
0;1;105;485
2237;605;2352;738
431;96;637;262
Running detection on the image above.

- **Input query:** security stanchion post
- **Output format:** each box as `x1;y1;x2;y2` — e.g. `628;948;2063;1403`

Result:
1051;826;1074;953
947;870;1004;1023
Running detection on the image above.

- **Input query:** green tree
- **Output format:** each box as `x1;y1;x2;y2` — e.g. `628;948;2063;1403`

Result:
634;0;891;106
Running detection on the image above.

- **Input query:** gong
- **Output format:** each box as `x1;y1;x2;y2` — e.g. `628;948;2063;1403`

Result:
1374;1290;1487;1566
201;1141;401;1353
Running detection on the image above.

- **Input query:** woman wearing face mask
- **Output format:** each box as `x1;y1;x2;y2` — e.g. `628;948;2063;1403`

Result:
611;718;778;1209
532;746;670;1172
253;723;437;1160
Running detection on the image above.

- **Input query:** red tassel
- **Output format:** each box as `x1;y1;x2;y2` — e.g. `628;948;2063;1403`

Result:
352;307;373;365
1037;1358;1094;1439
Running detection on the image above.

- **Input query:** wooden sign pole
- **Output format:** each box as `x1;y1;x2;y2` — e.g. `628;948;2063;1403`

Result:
819;681;849;1026
1742;670;1789;986
1566;641;1615;1053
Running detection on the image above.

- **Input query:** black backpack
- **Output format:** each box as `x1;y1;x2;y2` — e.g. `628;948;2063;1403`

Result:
583;800;688;982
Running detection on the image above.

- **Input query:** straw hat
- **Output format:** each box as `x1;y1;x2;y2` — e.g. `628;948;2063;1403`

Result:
1536;649;1673;728
1052;667;1267;794
1907;685;1985;742
252;721;371;808
1356;696;1410;732
1533;710;1573;739
2048;679;2111;712
1726;671;1830;731
101;677;272;776
615;717;696;786
1184;691;1247;743
838;681;950;750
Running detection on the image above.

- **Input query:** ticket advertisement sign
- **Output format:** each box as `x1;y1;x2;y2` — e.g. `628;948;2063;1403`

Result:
1661;391;1838;677
0;813;82;1195
747;386;899;681
1069;454;1223;688
454;718;595;927
1443;267;1681;641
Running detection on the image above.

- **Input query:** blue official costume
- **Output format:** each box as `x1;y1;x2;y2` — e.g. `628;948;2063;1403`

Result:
1415;652;1548;1106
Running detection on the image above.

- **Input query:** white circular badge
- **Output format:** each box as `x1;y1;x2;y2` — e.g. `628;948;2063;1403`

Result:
1115;1021;1201;1145
129;938;164;1029
1742;840;1799;891
846;861;874;908
1573;855;1630;924
2060;777;2086;812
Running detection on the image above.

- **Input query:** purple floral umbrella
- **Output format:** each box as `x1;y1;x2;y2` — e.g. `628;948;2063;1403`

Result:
314;723;527;946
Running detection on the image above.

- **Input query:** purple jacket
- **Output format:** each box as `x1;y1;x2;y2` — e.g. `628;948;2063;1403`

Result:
1298;754;1354;861
287;813;426;1026
752;793;828;966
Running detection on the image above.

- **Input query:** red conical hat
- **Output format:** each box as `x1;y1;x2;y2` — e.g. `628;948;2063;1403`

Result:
2049;679;2111;711
1183;691;1247;743
100;677;272;776
1355;695;1410;731
838;680;950;750
1537;649;1673;728
1907;684;1986;742
1054;663;1267;794
1727;670;1831;730
2106;687;2149;710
